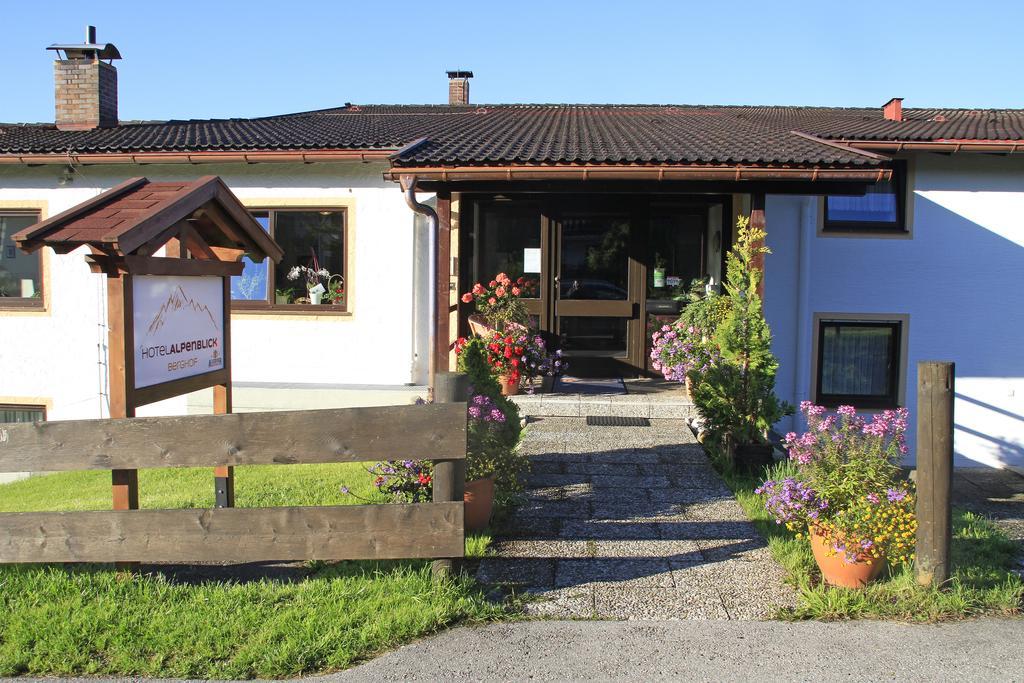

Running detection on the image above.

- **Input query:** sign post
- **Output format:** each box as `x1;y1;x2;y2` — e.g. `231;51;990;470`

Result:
12;176;283;523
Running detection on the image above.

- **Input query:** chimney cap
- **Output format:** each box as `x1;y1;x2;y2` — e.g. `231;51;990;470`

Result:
47;25;121;60
446;70;473;79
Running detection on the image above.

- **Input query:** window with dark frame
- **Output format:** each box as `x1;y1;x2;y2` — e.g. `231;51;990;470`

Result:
230;209;346;310
0;211;43;307
0;404;46;424
824;161;907;233
816;320;902;410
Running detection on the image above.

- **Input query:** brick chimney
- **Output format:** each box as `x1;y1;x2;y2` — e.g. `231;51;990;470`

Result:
47;26;122;131
447;70;473;106
882;97;904;122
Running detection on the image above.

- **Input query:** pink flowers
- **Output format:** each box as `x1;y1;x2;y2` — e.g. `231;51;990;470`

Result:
786;403;910;465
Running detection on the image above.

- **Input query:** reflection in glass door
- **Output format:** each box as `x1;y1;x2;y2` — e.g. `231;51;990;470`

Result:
555;213;634;359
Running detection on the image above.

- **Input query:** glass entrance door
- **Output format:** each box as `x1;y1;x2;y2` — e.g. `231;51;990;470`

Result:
554;213;637;368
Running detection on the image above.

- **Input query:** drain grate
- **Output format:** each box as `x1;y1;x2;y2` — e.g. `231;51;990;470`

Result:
586;416;651;427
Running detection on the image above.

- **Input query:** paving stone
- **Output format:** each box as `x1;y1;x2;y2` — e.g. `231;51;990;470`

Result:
657;520;761;541
593;586;729;620
591;500;688;522
592;475;671;489
526;473;589;488
593;539;702;561
512;499;591;520
526;451;592;464
520;585;595;618
555;558;675;588
565;461;641;476
477;557;556;586
529;460;565;475
696;537;773;563
559;519;660;541
582;401;651;418
639;462;716;477
648;488;730;505
496;515;561;539
672;559;797;619
587;449;662;465
656;445;710;463
490;539;591;559
673;500;750;522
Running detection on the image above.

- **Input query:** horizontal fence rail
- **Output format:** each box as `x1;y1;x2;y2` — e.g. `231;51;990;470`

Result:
0;403;466;472
0;402;467;566
2;504;465;564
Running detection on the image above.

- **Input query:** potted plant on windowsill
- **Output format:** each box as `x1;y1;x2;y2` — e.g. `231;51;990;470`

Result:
756;402;916;588
274;288;293;305
324;276;345;306
690;216;791;470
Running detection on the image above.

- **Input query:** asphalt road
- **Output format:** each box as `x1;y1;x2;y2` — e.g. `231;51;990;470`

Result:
333;618;1024;682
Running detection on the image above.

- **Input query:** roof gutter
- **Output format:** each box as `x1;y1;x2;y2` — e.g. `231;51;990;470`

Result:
847;140;1024;154
384;165;892;183
0;149;396;165
400;174;438;391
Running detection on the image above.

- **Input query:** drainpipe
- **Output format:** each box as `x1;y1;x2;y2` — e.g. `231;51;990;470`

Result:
401;175;437;391
793;197;815;431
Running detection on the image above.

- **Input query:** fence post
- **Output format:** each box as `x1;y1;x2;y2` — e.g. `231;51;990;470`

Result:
915;361;955;587
432;371;470;578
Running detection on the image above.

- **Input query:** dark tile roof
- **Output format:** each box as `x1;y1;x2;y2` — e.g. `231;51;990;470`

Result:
2;104;1022;166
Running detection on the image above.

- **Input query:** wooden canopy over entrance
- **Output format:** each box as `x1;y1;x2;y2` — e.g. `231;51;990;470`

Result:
14;175;282;266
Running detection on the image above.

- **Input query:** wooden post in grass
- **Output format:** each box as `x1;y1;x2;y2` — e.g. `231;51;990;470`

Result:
915;361;955;587
432;371;470;578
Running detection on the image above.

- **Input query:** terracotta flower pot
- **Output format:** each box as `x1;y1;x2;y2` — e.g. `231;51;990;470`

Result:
499;374;520;396
464;477;495;531
809;526;884;589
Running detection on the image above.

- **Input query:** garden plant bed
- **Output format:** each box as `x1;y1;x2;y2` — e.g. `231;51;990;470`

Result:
0;464;506;678
721;465;1024;621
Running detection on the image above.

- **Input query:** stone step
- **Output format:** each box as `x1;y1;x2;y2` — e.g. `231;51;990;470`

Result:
511;393;697;419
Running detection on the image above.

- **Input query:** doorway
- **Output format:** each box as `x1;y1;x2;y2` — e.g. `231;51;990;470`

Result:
461;194;728;377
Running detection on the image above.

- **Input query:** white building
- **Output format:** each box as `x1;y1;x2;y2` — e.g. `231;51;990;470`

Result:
1;33;1021;470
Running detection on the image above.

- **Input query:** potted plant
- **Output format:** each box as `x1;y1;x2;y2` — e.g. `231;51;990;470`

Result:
274;287;293;305
324;276;345;306
756;402;916;588
460;272;529;332
652;252;667;289
650;321;720;396
286;263;330;304
690;216;791;470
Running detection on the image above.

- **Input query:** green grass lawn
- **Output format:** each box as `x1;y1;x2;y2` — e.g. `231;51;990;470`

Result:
0;465;506;678
725;462;1024;621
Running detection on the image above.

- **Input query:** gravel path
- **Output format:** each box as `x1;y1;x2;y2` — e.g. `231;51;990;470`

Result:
476;417;796;619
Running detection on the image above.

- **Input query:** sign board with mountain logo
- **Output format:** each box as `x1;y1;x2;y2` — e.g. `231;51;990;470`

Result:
132;275;225;389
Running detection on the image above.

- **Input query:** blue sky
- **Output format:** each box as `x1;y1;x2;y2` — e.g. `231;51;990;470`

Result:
3;0;1022;122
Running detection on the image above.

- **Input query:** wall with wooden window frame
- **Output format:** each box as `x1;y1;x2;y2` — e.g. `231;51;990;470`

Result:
0;200;50;315
808;312;910;410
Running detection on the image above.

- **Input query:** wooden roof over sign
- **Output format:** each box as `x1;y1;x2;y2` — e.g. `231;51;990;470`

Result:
13;176;283;263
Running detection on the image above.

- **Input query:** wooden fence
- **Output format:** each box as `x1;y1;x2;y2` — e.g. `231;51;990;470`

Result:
0;403;466;565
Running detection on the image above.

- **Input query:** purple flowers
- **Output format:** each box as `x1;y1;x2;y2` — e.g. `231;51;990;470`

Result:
886;487;907;503
469;394;506;423
650;323;720;383
785;403;909;465
756;478;828;525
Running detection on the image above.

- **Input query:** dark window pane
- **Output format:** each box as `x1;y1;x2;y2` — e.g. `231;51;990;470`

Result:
472;203;542;297
0;214;42;299
648;210;704;299
559;316;628;356
820;323;897;399
272;211;345;302
826;184;899;224
0;405;44;423
560;215;629;301
231;213;270;301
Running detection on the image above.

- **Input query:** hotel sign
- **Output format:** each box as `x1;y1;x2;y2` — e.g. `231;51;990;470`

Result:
132;275;225;390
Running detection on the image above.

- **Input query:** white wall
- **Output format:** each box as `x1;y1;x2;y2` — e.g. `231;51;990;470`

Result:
765;154;1024;469
0;161;427;425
